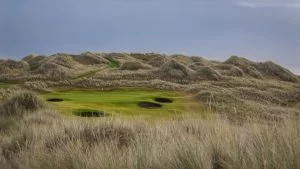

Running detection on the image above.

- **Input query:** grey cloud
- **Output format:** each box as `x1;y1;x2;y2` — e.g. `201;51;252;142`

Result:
236;0;300;8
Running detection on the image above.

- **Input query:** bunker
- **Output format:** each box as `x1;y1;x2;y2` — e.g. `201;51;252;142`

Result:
154;97;173;103
47;98;64;102
75;111;106;117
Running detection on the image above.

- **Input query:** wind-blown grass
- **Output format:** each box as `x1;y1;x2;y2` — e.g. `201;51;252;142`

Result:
0;110;299;169
0;91;46;117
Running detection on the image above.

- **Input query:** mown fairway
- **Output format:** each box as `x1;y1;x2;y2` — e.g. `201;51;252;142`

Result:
42;88;204;118
0;83;13;89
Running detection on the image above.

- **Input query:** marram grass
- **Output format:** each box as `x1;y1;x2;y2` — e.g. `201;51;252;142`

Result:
0;111;299;169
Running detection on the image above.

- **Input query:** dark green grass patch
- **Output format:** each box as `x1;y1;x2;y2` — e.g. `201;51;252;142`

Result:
0;83;13;89
72;109;108;117
107;57;120;68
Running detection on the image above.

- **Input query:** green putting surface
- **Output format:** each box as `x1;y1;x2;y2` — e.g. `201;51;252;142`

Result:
42;88;204;118
0;83;13;89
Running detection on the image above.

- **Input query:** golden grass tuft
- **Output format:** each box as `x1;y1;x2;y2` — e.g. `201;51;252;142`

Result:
0;91;46;117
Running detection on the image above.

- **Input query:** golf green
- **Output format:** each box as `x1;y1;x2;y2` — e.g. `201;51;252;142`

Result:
0;83;13;89
42;88;204;118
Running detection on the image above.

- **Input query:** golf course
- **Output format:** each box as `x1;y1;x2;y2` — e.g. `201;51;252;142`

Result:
42;88;204;118
1;53;300;169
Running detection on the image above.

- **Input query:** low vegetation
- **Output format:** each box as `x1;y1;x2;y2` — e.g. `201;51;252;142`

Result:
0;91;46;117
225;56;298;82
157;60;193;80
106;56;120;68
120;61;151;70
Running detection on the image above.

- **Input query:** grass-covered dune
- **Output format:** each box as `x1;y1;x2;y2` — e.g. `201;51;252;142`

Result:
0;52;300;122
1;52;299;83
0;91;299;169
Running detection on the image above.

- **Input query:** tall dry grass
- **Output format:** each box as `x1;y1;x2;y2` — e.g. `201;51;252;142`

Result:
0;91;299;169
0;110;299;169
0;91;46;117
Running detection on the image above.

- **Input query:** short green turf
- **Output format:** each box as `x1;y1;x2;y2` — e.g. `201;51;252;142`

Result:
0;83;13;89
42;88;204;118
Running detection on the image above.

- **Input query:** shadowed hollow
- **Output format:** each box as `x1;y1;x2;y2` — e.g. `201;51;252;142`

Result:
76;111;105;117
47;98;64;102
154;97;173;103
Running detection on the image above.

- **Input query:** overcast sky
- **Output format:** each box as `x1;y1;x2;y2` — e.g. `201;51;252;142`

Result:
1;0;300;74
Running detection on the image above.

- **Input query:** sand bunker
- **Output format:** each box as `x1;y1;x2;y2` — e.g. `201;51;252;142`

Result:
75;111;106;117
47;98;64;102
154;97;173;103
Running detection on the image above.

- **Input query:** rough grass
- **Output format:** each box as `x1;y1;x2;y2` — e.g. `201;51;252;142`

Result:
213;64;245;77
256;61;299;82
147;55;167;67
0;91;46;117
158;60;193;80
71;52;109;65
129;53;165;63
120;61;150;70
224;56;263;79
195;80;300;123
0;60;29;74
106;56;120;68
194;66;223;81
225;55;254;67
36;62;73;79
22;55;48;70
2;52;299;84
225;56;298;82
0;110;299;169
